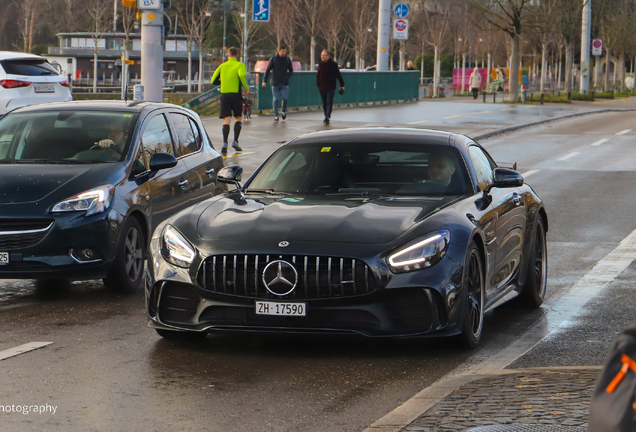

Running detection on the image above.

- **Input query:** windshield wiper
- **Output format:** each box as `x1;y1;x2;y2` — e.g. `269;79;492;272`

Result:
244;188;293;196
326;189;383;197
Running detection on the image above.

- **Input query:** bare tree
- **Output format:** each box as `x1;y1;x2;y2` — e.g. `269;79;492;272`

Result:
175;0;212;93
345;0;377;70
119;1;137;97
87;0;110;93
292;0;328;70
319;0;348;63
231;7;265;67
417;0;452;97
18;0;37;52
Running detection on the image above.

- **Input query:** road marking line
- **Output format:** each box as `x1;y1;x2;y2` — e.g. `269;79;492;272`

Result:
0;342;52;361
407;120;429;124
222;151;256;159
502;107;516;111
473;111;491;114
366;226;636;432
443;115;461;119
616;129;632;135
557;152;579;161
522;169;539;178
591;138;610;146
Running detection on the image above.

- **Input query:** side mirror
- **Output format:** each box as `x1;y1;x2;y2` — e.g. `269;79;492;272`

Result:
218;165;243;190
492;167;524;188
149;153;178;171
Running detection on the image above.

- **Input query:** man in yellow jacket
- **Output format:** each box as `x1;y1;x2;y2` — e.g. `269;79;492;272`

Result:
210;47;249;154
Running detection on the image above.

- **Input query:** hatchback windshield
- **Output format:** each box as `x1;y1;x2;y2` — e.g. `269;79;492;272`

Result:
248;143;473;196
0;111;137;163
0;59;59;76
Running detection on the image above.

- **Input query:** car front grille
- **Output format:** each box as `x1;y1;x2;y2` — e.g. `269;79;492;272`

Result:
197;254;377;300
158;282;200;324
0;219;53;250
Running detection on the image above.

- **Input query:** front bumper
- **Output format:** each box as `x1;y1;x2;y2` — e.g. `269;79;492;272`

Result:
0;208;124;280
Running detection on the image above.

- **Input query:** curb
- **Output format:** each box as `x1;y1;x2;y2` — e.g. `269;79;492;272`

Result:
364;367;603;432
472;107;636;141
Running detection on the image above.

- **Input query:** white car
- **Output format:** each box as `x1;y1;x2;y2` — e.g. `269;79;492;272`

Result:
0;51;72;115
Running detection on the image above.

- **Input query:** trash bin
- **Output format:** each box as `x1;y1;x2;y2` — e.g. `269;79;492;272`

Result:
133;84;144;101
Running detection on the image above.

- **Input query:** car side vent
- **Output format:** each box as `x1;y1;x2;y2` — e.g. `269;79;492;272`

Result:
158;283;200;324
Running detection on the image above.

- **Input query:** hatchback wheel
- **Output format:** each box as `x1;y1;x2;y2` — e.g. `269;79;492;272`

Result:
521;218;547;308
104;217;145;293
460;242;484;348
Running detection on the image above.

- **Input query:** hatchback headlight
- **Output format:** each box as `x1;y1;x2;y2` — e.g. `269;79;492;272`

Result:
51;185;115;217
388;231;450;273
161;225;196;268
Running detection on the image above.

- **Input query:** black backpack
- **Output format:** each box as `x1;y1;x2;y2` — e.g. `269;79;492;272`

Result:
589;323;636;431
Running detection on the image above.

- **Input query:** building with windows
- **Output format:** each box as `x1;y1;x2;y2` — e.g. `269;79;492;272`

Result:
46;32;201;85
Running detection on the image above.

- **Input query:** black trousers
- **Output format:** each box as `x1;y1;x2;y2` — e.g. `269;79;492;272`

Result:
471;87;479;99
319;88;336;119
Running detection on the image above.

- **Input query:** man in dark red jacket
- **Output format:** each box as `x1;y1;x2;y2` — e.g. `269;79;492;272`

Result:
316;50;345;125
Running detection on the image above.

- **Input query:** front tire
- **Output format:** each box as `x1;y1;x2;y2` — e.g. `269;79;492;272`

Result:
520;218;547;308
459;242;485;348
104;217;145;293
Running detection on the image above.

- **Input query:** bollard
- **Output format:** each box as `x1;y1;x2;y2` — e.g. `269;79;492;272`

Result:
521;90;526;104
567;91;571;101
530;93;533;104
493;92;496;103
540;93;544;105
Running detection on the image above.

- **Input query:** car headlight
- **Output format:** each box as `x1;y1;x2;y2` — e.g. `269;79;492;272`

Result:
51;185;115;217
161;225;196;268
388;230;450;273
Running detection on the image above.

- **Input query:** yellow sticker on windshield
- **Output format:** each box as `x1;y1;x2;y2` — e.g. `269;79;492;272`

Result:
321;147;331;153
123;114;133;118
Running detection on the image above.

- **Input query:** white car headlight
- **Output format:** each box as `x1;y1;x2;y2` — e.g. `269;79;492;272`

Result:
51;185;115;217
388;230;450;273
161;225;196;268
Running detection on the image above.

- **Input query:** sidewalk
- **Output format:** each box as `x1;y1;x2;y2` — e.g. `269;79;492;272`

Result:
401;368;599;431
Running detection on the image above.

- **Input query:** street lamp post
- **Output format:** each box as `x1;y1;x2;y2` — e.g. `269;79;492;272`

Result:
580;0;591;92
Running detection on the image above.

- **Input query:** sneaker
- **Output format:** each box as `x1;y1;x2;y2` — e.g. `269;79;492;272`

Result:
274;116;279;122
221;143;228;155
325;118;330;125
323;118;327;124
232;141;242;152
282;112;286;120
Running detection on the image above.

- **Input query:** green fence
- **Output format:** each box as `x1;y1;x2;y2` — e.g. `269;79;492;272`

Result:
254;71;419;112
182;86;221;117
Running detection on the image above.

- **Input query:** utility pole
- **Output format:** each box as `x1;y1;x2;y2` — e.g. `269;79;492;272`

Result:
243;0;249;67
580;0;591;92
376;0;390;71
113;0;118;33
140;1;164;102
222;0;228;60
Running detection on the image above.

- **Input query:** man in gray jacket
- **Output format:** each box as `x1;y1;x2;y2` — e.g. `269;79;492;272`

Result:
262;45;294;121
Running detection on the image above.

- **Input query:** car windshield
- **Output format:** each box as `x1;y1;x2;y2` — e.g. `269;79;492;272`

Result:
0;59;59;76
247;142;473;197
0;111;137;163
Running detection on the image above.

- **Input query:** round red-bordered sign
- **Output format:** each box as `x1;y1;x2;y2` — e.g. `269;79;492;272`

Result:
396;20;407;31
593;40;602;48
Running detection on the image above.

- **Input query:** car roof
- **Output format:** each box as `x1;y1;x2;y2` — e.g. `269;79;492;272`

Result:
0;51;46;61
8;100;181;114
289;127;458;147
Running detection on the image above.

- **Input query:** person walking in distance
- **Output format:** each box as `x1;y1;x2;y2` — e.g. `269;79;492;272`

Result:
469;67;482;99
210;47;249;154
406;60;417;71
262;44;294;122
316;50;344;125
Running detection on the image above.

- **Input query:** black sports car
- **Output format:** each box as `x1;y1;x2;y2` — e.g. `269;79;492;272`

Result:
0;101;223;293
146;128;547;346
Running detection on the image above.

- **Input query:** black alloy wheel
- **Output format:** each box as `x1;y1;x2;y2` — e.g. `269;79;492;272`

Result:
104;217;146;293
521;218;548;308
460;242;485;348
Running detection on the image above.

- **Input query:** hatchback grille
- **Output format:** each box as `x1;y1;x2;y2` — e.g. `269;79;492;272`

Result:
158;283;200;324
198;255;377;300
0;220;53;250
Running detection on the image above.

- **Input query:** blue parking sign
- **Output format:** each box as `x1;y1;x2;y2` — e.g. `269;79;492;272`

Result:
253;0;270;22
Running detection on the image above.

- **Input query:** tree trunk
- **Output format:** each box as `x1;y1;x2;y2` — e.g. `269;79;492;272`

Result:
564;41;573;92
509;33;520;102
28;8;34;52
310;37;316;71
619;52;625;89
198;50;203;93
187;47;192;94
461;53;466;93
604;49;610;91
540;43;546;92
487;53;491;88
93;50;98;94
433;45;439;97
355;50;360;71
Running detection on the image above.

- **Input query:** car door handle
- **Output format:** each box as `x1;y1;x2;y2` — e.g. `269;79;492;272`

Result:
205;168;215;176
179;179;189;188
512;193;521;205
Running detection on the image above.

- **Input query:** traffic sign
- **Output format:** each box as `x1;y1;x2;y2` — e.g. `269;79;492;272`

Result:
122;0;135;7
137;0;161;10
592;39;602;56
394;4;409;18
125;60;135;65
253;0;270;22
393;19;409;40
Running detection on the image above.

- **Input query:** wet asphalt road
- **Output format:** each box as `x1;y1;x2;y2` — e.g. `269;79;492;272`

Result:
1;100;636;431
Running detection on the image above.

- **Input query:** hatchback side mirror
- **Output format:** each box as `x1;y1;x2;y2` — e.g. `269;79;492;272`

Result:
218;165;243;190
149;153;178;171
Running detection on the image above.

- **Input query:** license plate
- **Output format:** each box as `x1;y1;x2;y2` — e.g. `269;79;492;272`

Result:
255;301;306;316
0;253;8;265
34;84;55;93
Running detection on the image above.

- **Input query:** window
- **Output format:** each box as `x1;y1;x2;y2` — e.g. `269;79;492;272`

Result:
0;60;58;76
132;145;147;176
469;146;495;191
169;113;200;156
142;115;174;162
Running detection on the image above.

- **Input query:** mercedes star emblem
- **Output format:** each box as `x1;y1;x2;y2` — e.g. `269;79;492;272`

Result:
278;241;290;247
262;260;298;296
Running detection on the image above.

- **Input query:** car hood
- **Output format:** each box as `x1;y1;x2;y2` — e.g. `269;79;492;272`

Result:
0;163;123;205
196;194;457;244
